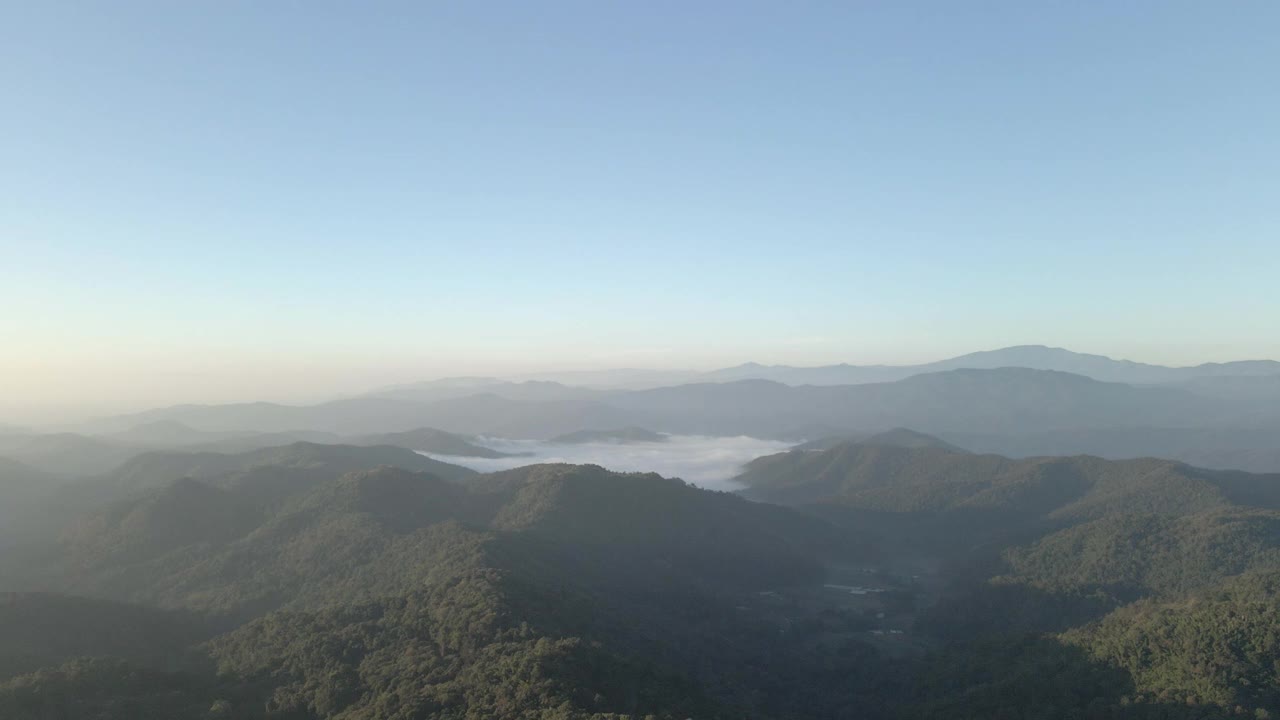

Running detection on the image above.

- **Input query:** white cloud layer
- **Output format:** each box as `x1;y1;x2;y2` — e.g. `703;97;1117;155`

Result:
419;435;795;492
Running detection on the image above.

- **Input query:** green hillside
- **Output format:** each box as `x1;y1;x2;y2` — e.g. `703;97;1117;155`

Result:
5;437;1280;719
734;442;1280;716
0;462;893;719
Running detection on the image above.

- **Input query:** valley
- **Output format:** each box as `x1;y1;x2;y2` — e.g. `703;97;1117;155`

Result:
2;347;1279;718
3;419;1277;717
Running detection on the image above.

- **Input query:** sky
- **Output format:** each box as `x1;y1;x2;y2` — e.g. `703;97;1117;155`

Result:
2;1;1279;420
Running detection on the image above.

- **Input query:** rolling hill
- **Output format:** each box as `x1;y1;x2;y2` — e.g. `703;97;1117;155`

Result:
0;462;896;719
735;441;1280;520
29;462;836;617
5;443;1280;718
942;424;1280;473
104;441;476;493
734;440;1280;712
0;443;477;554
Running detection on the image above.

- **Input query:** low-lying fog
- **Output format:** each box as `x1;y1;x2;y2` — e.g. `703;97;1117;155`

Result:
419;435;795;492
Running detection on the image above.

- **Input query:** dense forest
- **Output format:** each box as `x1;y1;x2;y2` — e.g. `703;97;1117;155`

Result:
0;436;1278;718
737;439;1280;717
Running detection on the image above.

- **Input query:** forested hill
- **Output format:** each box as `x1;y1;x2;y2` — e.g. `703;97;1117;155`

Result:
0;442;478;549
0;461;888;719
735;441;1280;714
107;441;477;490
735;441;1280;600
4;440;1280;718
737;440;1280;517
24;463;834;617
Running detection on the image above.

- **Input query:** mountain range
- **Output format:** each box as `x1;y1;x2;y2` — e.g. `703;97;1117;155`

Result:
6;346;1279;482
703;345;1280;386
367;345;1280;390
3;436;1279;717
78;366;1276;441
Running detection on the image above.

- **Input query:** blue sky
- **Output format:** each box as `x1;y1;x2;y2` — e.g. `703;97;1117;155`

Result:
2;2;1278;416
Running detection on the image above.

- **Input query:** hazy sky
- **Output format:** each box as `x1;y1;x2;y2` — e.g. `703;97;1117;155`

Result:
3;2;1279;420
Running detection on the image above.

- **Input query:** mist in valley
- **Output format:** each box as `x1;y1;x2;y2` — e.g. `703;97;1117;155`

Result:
418;434;796;492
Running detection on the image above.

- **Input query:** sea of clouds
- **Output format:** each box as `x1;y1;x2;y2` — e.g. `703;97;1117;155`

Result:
418;435;796;492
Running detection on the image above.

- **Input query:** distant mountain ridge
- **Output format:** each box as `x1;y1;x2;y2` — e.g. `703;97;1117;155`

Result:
56;365;1280;474
25;346;1279;478
704;345;1280;386
608;367;1226;437
390;345;1276;390
940;424;1280;474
